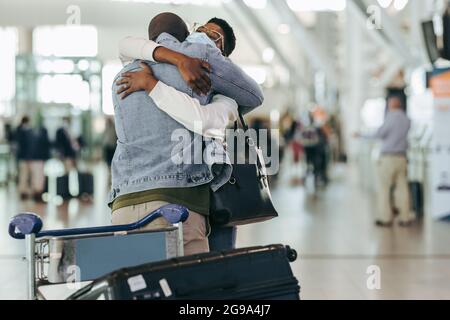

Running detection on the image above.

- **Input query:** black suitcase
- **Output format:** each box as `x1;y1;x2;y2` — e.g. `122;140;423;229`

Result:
44;175;71;199
78;172;94;196
409;181;424;218
68;245;300;300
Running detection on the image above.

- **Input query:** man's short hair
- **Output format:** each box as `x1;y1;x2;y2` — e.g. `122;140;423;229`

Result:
148;12;189;42
208;17;236;57
21;116;30;124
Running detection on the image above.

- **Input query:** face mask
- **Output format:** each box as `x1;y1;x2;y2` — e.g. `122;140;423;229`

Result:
186;32;217;48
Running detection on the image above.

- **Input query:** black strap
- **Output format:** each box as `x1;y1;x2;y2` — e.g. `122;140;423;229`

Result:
233;111;258;148
238;112;249;131
232;111;265;175
233;111;248;131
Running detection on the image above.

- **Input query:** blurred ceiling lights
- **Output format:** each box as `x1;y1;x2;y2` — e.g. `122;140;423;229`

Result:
377;0;393;7
243;0;266;9
393;0;409;11
262;47;275;63
111;0;222;5
286;0;346;12
243;0;347;11
112;0;347;11
242;65;267;85
277;24;291;35
377;0;409;11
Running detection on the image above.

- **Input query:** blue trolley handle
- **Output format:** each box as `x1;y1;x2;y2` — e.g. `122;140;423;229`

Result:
9;204;189;240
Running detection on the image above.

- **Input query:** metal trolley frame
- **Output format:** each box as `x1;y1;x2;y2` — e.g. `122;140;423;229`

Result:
8;204;188;300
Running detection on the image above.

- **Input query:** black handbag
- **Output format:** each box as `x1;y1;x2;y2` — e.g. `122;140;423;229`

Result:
209;112;279;227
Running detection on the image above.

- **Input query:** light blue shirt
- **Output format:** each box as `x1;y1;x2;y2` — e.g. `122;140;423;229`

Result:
364;109;411;155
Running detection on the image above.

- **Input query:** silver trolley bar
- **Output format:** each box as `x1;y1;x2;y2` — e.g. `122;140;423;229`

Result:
9;204;189;300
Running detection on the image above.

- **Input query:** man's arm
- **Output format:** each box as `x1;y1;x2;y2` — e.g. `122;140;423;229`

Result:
206;46;264;114
359;115;392;140
374;120;391;139
116;63;237;141
149;81;238;141
119;37;264;111
119;36;211;95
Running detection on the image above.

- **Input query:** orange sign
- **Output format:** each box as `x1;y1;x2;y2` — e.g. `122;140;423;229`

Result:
430;70;450;98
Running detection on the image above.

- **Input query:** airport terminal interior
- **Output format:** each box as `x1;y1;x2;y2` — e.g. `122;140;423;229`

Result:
1;0;450;300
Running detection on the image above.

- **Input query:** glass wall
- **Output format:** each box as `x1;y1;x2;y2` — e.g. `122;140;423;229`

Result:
0;27;17;117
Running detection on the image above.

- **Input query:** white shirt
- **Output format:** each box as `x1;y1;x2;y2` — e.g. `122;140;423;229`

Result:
118;36;238;141
149;81;238;141
119;36;160;65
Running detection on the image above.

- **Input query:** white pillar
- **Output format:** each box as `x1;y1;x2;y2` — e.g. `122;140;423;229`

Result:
341;6;367;160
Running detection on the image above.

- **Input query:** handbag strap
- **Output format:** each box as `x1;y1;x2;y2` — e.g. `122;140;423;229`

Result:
233;111;266;176
234;111;259;148
238;112;249;131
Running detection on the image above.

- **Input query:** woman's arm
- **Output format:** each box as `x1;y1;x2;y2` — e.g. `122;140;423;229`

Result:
116;63;238;141
118;36;211;95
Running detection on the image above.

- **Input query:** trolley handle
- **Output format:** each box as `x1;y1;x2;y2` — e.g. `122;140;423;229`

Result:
8;213;43;240
9;204;189;240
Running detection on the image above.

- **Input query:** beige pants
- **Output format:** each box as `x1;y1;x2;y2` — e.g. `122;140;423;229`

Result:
18;161;45;195
377;155;414;223
111;201;209;256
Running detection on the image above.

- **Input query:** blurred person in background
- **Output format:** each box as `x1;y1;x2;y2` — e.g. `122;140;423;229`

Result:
299;112;321;187
301;111;330;187
103;117;117;186
55;117;80;172
15;116;33;199
354;95;414;227
280;111;298;159
314;115;330;185
28;125;51;202
4;122;14;144
279;111;303;185
0;118;5;143
289;121;304;186
103;117;117;169
327;114;342;162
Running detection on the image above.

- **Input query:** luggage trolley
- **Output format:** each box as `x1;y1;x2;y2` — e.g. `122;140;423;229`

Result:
8;204;188;300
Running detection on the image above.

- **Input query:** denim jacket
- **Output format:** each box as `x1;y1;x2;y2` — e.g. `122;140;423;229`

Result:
109;33;264;205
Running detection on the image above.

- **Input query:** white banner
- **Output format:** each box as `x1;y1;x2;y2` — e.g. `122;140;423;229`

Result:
430;69;450;220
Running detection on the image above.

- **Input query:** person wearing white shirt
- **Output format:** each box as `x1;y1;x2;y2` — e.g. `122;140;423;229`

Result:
112;15;261;254
115;60;240;253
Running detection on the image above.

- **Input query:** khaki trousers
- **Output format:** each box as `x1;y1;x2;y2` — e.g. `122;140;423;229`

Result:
111;201;209;256
18;161;45;195
377;155;414;223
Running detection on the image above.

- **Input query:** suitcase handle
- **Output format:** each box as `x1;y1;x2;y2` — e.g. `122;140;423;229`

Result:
9;204;189;240
285;246;297;262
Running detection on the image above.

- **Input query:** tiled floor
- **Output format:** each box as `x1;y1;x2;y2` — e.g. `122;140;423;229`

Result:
1;162;449;299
